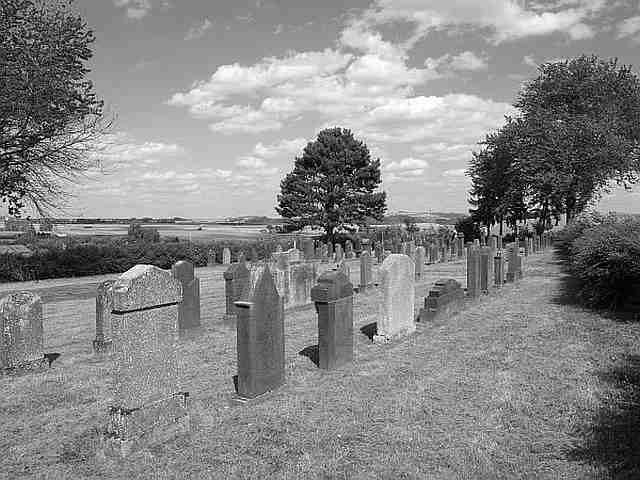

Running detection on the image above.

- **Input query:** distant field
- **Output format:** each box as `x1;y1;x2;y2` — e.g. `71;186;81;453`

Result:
55;223;269;241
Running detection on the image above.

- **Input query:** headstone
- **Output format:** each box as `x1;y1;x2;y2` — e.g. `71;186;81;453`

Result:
222;247;231;265
479;246;492;293
418;279;464;322
359;251;373;292
489;236;497;251
311;271;353;370
466;247;481;298
0;292;45;373
234;265;285;399
494;252;505;287
337;259;350;280
524;237;530;257
345;240;354;259
374;255;415;343
327;242;334;260
100;265;188;457
415;246;425;279
223;262;250;321
289;262;316;308
93;280;115;353
171;260;201;330
506;241;522;282
207;248;216;266
374;242;384;264
302;238;314;260
456;234;465;258
335;243;343;262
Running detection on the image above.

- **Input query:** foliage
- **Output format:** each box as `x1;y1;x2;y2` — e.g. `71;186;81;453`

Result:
565;215;640;310
276;127;386;242
403;217;419;234
0;0;110;215
469;55;640;230
127;222;160;243
454;215;480;241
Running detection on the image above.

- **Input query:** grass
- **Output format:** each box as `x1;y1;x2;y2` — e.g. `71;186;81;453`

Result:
1;251;639;478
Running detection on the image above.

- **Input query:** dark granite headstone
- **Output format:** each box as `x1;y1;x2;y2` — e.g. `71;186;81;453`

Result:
311;270;353;370
223;262;250;321
234;265;285;399
418;279;464;322
171;260;201;330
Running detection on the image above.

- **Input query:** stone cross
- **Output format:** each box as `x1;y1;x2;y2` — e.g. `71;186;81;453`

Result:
0;292;44;371
359;250;373;292
93;280;115;353
234;265;285;399
311;270;354;370
102;265;188;457
466;246;481;298
223;262;250;321
222;247;232;265
374;254;415;343
171;260;201;330
415;246;425;278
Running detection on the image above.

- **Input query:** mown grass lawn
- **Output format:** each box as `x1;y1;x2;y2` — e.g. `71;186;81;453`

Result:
1;251;639;479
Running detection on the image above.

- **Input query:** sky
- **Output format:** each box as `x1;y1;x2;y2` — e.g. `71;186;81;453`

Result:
24;0;640;218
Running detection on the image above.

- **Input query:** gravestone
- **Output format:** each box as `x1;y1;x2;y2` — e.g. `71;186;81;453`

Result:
497;236;503;250
302;238;314;261
374;254;415;343
93;280;115;353
0;292;45;373
311;270;353;370
415;246;425;279
171;260;201;330
222;247;231;265
345;240;354;259
494;252;505;287
359;251;373;292
223;262;250;321
100;265;188;457
289;262;316;308
506;241;522;282
319;243;328;262
489;236;497;250
234;265;285;399
466;247;481;298
335;244;343;262
457;234;465;258
207;248;216;266
374;242;384;264
418;279;464;322
479;246;492;293
337;259;350;280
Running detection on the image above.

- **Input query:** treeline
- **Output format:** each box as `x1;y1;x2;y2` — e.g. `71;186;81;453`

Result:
468;54;640;233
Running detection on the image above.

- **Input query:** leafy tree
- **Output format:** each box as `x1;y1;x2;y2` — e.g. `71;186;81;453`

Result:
0;0;110;215
454;215;480;241
276;127;386;243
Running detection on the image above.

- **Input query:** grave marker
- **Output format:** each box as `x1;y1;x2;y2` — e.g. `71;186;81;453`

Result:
374;254;415;343
1;292;46;373
93;280;115;353
171;260;201;330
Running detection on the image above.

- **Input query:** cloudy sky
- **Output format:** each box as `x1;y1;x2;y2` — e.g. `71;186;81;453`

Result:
36;0;640;218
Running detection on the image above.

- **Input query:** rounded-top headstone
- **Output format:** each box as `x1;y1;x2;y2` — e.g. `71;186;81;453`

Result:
0;292;43;368
171;260;194;282
113;265;182;312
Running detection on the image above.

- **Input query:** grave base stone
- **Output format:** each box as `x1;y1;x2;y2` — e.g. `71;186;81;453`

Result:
418;279;464;322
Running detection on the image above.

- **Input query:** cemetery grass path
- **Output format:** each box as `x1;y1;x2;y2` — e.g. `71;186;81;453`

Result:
1;252;640;479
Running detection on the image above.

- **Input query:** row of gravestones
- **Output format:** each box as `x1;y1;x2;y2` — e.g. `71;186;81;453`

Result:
0;233;554;458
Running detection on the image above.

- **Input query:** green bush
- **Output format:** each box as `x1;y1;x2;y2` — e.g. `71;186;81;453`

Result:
564;214;640;310
555;210;610;256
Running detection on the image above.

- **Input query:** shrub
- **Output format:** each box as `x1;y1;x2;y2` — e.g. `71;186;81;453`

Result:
566;214;640;310
555;210;610;256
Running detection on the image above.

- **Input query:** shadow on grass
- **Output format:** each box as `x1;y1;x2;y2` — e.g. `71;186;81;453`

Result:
360;322;377;341
569;354;640;479
298;345;319;367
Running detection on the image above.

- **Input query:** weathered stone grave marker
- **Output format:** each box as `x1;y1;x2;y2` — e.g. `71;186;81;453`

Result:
415;246;425;279
311;270;353;370
93;280;115;353
359;250;373;292
466;246;481;298
222;247;231;265
1;292;47;374
100;265;188;457
223;261;250;321
374;254;415;343
234;265;285;399
419;279;464;322
171;260;201;330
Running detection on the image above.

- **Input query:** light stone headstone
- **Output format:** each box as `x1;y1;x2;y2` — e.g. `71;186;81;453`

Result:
222;247;232;265
335;243;343;262
415;246;425;278
93;280;115;353
223;262;250;320
234;265;285;399
101;265;188;457
0;292;44;372
359;250;373;292
374;254;415;343
171;260;201;330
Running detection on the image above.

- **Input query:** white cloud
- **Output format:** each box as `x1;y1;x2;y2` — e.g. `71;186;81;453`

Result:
113;0;152;19
252;137;307;159
447;51;489;71
88;133;185;169
383;157;429;172
443;168;468;178
236;156;268;168
185;18;213;41
523;54;538;68
617;15;640;41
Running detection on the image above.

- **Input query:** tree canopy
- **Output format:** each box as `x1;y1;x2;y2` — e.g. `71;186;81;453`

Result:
276;127;386;241
0;0;110;216
469;54;640;230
